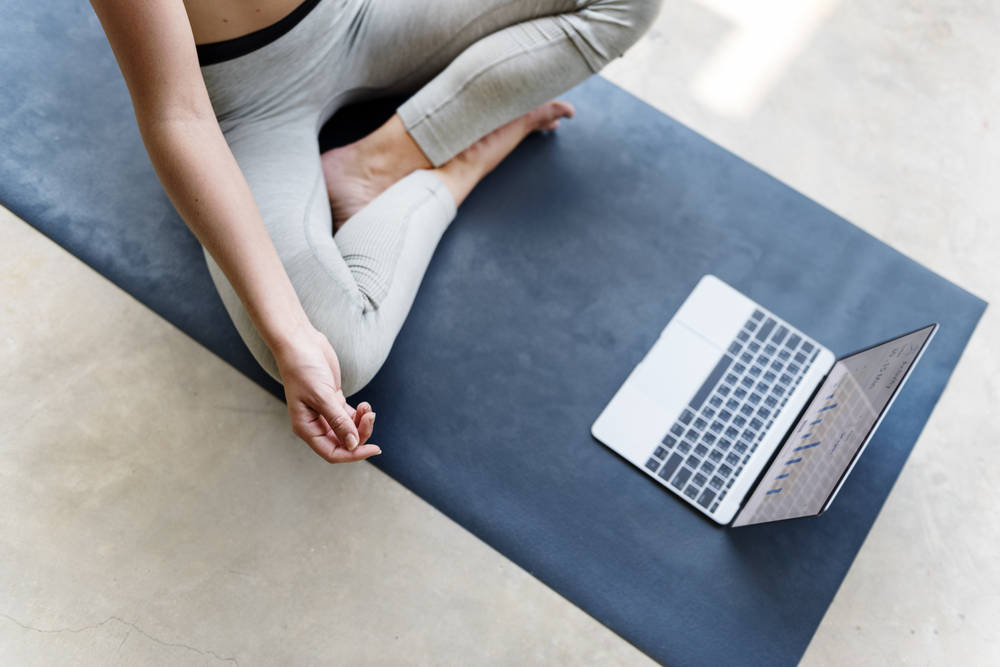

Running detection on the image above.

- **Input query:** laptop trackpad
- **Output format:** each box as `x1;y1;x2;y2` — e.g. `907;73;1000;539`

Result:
630;323;723;417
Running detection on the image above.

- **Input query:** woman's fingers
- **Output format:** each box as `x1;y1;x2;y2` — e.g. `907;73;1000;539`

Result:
356;408;375;446
302;387;360;451
324;443;381;463
304;429;380;463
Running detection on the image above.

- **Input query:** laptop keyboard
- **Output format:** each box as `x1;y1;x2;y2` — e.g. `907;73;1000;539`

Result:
644;309;820;514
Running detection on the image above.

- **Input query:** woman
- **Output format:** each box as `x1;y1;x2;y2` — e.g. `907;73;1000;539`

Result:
89;0;659;463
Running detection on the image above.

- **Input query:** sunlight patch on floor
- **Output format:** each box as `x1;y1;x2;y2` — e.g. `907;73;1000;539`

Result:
690;0;842;117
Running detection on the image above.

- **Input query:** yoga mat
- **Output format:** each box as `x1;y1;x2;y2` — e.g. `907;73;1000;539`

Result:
1;3;986;666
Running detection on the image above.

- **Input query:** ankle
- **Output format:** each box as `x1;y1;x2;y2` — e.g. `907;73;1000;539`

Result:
352;115;432;184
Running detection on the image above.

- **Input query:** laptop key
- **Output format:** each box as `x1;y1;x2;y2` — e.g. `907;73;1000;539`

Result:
741;402;755;414
764;344;777;355
690;355;734;411
677;441;691;454
740;352;753;364
745;320;758;332
733;363;746;374
785;333;801;350
728;341;742;355
757;407;771;420
701;407;716;419
763;370;776;382
747;341;760;353
684;484;699;499
733;387;747;399
764;395;778;408
693;472;707;487
794;352;808;364
658;453;683;481
719;409;733;422
725;426;740;438
700;461;715;474
748;365;762;377
702;433;716;446
788;363;800;375
733;442;747;454
732;415;746;428
662;434;677;448
709;395;723;408
671;423;685;437
710;420;724;433
686;455;700;468
771;360;784;372
751;309;765;321
697;488;716;509
679;409;695;425
737;330;750;342
779;374;792;385
645;457;661;472
725;452;741;466
685;428;698;441
718;385;731;397
694;418;708;431
694;444;708;457
709;476;724;489
709;449;723;463
800;341;814;354
755;318;775;341
771;326;788;345
718;438;732;451
710;502;720;513
740;377;754;388
718;464;732;477
778;349;790;361
671;467;692;489
654;446;667;459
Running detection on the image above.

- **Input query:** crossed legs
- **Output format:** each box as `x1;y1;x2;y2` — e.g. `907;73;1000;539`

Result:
206;0;660;394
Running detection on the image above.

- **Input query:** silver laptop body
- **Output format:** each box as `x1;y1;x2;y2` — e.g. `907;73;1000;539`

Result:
592;275;936;526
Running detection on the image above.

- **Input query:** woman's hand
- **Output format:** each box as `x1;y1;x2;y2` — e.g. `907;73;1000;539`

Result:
274;328;379;463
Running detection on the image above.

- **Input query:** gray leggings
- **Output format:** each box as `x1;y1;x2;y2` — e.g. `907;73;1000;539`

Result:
200;0;659;395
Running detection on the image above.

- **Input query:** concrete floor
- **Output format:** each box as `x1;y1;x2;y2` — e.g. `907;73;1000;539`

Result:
2;0;998;664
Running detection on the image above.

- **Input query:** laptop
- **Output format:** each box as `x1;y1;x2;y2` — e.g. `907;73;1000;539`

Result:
591;275;936;526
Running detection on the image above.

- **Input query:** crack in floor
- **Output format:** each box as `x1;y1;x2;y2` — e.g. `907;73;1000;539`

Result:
0;611;239;666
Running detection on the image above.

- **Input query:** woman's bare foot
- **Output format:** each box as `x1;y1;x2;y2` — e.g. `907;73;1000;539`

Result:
433;101;575;207
321;115;432;231
321;101;575;231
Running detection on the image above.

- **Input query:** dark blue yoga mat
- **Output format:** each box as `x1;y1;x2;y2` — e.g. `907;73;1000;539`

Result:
1;3;986;666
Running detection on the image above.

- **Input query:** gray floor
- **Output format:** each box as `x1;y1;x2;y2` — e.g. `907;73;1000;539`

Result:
2;0;998;664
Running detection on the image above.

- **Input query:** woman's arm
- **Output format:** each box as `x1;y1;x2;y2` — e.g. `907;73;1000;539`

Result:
89;0;377;461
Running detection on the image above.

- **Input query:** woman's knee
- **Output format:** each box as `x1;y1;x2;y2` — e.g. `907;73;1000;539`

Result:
577;0;661;64
329;329;392;398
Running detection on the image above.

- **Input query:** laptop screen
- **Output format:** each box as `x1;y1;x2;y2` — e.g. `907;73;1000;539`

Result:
732;324;936;527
